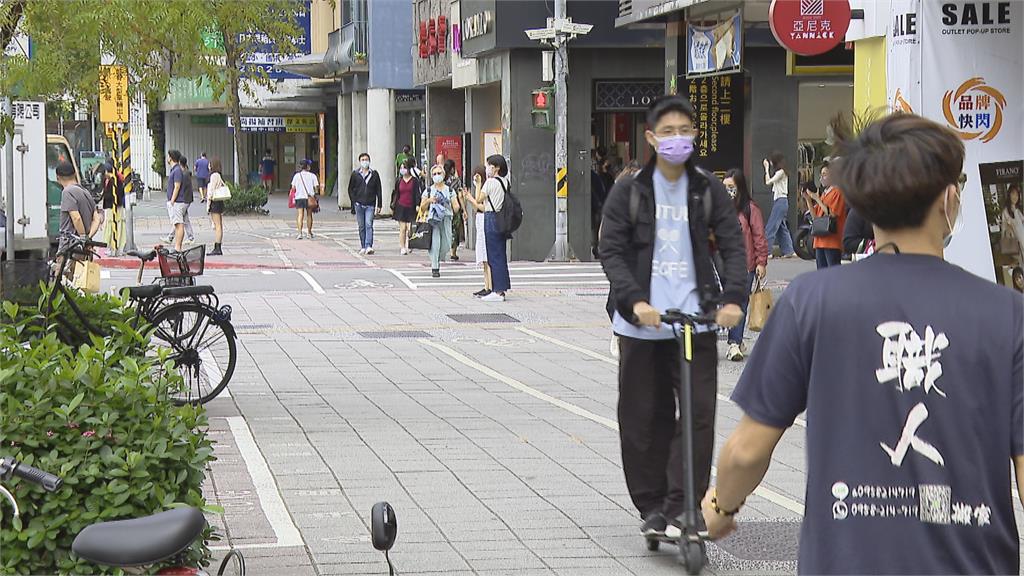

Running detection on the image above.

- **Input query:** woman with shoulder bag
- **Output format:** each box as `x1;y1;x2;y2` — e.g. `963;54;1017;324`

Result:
804;162;847;269
393;158;422;255
444;159;466;261
723;169;768;361
420;164;459;278
206;157;231;255
291;159;320;239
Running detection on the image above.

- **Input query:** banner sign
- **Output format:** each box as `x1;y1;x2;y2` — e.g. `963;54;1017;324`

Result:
435;136;463;176
245;0;311;80
98;65;129;124
770;0;852;56
980;161;1024;291
227;115;316;133
683;73;744;179
686;11;742;77
887;0;1022;282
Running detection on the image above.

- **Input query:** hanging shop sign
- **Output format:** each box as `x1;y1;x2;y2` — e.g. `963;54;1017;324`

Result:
594;81;664;111
686;11;743;77
683;72;744;179
462;10;493;43
887;0;1022;283
227;115;317;133
769;0;852;56
98;65;130;124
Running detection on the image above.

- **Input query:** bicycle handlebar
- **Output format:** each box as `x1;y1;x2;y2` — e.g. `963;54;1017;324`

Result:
659;309;718;327
0;457;62;493
57;233;107;256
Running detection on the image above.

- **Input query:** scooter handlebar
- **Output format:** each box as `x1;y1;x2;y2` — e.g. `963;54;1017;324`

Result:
0;457;62;492
659;309;718;327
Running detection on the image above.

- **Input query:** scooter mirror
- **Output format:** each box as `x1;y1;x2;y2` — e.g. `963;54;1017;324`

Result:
371;501;397;552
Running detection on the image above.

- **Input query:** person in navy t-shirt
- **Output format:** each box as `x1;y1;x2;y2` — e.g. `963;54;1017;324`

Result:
194;152;210;203
703;113;1024;575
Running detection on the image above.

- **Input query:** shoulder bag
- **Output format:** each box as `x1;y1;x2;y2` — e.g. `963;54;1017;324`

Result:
300;174;319;212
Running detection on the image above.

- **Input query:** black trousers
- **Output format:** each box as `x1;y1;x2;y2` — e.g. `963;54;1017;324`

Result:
617;332;718;520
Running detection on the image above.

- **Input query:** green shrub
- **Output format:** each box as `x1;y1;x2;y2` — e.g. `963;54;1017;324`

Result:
222;182;269;215
0;299;217;575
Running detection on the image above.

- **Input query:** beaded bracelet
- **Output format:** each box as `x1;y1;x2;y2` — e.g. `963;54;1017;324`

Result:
710;489;744;517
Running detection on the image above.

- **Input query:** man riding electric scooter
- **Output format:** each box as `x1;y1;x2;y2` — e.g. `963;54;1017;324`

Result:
599;95;748;569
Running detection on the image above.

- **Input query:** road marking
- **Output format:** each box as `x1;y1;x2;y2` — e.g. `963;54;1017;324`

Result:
261;270;276;275
100;270;111;279
296;270;325;294
386;268;417;290
515;326;807;429
270;239;293;267
421;338;805;515
403;272;606;280
224;416;304;547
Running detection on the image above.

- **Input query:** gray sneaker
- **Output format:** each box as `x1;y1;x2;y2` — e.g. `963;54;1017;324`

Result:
641;513;668;538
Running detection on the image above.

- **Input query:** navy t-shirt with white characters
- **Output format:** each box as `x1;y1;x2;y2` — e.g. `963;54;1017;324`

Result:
733;253;1024;575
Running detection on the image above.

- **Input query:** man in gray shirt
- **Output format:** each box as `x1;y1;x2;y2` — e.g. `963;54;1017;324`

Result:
57;161;101;251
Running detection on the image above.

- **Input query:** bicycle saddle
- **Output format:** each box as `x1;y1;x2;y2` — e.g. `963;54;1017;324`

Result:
72;507;207;567
123;285;163;300
162;285;215;298
127;249;158;262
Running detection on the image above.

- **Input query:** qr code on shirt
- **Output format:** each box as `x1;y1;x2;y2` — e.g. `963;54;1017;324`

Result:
919;484;951;524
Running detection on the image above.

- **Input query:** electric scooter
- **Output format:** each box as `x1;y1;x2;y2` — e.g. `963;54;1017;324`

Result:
643;309;718;575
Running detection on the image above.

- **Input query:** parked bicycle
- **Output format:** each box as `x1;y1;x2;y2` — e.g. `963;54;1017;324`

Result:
42;234;237;405
0;456;245;575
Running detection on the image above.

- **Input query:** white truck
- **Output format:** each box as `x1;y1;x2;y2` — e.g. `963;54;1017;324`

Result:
1;100;81;258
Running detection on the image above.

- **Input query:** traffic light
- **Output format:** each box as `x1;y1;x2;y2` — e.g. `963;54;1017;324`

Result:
531;87;555;130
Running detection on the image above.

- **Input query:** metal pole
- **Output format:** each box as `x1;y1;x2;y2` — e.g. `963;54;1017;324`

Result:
3;98;15;262
547;0;575;262
121;125;136;252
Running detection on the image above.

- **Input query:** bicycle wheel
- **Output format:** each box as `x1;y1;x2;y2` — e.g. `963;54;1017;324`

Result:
148;301;236;405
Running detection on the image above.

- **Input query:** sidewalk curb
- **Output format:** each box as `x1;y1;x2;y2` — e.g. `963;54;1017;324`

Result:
95;258;290;271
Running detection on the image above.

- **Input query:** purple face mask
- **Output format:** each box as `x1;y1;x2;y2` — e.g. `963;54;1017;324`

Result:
655;134;695;165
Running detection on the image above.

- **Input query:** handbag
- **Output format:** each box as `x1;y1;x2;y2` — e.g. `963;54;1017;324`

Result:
209;175;232;201
409;221;433;250
747;277;773;332
810;211;837;237
288;186;296;209
72;259;101;294
299;174;319;212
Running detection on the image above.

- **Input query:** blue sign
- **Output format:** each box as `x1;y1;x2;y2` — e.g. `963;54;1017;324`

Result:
686;11;742;78
246;0;312;80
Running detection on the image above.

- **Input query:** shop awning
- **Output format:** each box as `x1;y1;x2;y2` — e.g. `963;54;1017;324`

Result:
276;52;331;79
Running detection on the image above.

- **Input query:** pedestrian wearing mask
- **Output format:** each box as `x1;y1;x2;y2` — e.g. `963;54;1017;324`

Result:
481;155;512;302
705;112;1024;576
804;162;847;269
392;157;422;255
723;168;768;361
599;95;747;540
462;165;492;297
420;164;460;278
444;159;466;261
348;153;382;254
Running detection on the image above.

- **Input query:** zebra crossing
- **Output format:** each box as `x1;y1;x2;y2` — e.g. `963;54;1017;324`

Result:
387;262;608;290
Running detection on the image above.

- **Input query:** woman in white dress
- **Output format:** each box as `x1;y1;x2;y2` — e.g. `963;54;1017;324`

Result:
461;165;491;297
1001;183;1024;266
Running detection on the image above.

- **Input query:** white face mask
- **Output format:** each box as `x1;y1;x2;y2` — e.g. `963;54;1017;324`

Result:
943;186;964;249
360;160;370;170
399;167;409;176
486;166;496;178
432;174;445;184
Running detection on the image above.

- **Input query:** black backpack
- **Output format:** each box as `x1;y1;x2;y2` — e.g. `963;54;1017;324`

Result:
487;177;523;239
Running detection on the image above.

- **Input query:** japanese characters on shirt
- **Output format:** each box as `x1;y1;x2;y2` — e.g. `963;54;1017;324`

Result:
830;320;991;528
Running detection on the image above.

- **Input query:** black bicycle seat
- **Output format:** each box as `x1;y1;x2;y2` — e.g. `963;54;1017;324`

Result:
72;507;207;567
123;285;163;300
127;249;158;262
162;285;215;298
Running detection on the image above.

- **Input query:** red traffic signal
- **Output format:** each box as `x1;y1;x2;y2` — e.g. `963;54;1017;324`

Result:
532;88;552;110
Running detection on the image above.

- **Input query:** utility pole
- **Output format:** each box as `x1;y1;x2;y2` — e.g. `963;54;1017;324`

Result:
526;1;591;262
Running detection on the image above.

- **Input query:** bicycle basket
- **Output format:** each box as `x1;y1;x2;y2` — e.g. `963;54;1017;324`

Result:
158;245;206;278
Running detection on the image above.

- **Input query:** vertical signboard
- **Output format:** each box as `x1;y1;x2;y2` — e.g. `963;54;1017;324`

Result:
98;65;129;124
888;1;1023;283
683;73;744;178
435;135;463;176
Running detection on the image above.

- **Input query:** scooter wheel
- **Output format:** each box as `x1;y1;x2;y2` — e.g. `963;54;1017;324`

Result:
646;539;660;551
678;540;705;575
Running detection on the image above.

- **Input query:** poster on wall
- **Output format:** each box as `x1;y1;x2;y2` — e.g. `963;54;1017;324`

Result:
435;135;463;176
686;11;742;77
683;72;744;179
979;161;1024;292
482;131;502;163
888;1;1023;282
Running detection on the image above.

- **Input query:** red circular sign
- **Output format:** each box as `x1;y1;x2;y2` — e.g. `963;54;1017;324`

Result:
769;0;852;56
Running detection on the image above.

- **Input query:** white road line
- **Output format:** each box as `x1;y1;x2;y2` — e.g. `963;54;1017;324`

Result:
261;270;276;275
100;270;111;279
421;338;806;515
270;239;293;267
296;270;326;294
386;268;417;290
403;272;607;280
224;417;304;547
405;280;609;288
515;327;807;429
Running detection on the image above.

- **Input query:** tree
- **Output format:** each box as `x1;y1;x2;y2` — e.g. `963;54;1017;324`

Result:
176;0;306;184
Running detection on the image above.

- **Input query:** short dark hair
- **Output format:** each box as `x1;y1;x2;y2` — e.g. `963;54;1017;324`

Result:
265;148;272;155
210;157;223;173
201;152;207;157
402;157;416;171
180;157;188;168
486;154;508;177
403;145;411;153
56;162;76;178
359;152;370;161
646;95;696;130
472;164;487;183
833;113;964;231
443;158;456;177
168;150;182;163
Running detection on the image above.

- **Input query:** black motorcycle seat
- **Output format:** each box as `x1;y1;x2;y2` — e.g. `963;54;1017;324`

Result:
72;507;207;567
162;285;215;298
127;249;158;262
124;284;163;300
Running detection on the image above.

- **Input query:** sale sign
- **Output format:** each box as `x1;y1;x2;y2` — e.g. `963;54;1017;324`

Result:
769;0;852;56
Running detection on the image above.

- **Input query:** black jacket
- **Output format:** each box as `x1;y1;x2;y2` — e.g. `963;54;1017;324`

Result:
843;208;874;255
599;158;748;321
348;169;382;208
